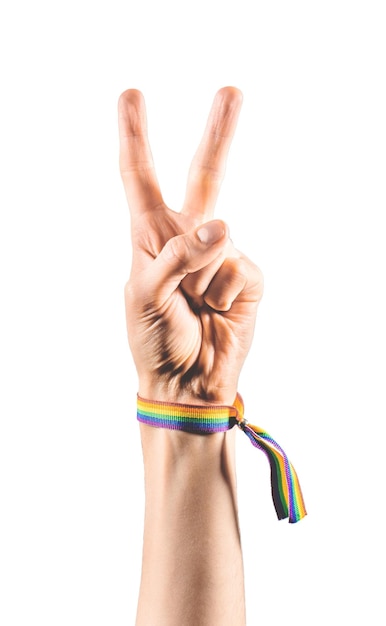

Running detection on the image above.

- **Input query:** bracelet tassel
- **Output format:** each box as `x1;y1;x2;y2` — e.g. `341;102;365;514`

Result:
137;393;307;524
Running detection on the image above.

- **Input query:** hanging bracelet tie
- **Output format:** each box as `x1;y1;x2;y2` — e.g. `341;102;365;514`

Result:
137;393;307;524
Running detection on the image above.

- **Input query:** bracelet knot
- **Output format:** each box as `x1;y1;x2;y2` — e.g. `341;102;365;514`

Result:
136;392;307;524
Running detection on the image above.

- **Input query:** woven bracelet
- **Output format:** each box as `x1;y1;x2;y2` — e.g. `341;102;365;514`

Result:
137;393;307;524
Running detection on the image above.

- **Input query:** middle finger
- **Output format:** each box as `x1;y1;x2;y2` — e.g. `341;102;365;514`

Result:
181;86;243;222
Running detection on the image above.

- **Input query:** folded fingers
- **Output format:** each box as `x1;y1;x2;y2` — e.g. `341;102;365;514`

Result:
182;254;263;312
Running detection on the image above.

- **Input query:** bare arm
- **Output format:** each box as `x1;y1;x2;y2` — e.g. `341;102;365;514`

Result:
118;87;263;625
137;427;245;625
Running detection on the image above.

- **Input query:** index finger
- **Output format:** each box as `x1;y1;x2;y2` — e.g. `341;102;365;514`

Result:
118;89;164;215
182;87;243;221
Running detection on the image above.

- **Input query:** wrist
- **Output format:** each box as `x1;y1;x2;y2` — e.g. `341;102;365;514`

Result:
140;424;238;508
137;394;239;494
137;377;238;406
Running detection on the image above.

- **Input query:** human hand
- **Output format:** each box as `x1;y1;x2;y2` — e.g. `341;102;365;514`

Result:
118;87;263;406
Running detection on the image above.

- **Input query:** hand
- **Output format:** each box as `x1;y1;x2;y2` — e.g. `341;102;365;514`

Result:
118;87;263;405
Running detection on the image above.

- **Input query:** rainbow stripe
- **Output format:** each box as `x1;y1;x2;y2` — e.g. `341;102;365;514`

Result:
137;393;307;524
137;396;238;433
242;423;307;523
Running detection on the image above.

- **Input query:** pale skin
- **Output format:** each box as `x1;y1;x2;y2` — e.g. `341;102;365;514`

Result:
118;87;264;626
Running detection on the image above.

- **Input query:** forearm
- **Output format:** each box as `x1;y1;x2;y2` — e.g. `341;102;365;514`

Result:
136;425;246;626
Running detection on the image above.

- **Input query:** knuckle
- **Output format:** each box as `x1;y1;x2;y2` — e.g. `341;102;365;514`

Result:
254;264;264;287
206;295;232;312
222;257;247;283
226;256;264;300
231;256;247;276
249;263;264;300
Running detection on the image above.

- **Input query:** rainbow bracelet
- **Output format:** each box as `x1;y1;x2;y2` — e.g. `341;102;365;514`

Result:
137;393;307;524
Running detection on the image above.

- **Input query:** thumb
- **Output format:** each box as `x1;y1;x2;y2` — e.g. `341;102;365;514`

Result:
143;220;228;305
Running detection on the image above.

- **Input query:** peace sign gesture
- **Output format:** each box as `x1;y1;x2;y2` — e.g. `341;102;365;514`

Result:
118;87;263;406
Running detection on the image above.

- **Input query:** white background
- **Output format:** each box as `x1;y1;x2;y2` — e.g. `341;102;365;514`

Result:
1;1;385;624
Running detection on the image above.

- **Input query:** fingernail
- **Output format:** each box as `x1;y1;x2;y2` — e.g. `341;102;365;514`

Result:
197;221;226;245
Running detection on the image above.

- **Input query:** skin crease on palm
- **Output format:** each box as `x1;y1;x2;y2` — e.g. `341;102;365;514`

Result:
118;86;264;407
